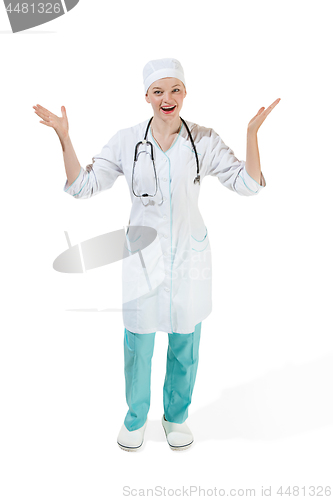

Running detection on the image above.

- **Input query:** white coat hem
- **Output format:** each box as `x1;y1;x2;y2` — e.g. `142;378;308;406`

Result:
123;309;211;334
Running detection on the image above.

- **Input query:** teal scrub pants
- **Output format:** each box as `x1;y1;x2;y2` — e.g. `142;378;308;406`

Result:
123;322;202;431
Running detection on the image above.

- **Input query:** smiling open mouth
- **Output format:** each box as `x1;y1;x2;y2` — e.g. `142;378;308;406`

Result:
161;106;176;114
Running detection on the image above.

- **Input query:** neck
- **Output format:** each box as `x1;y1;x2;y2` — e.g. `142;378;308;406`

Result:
151;115;182;137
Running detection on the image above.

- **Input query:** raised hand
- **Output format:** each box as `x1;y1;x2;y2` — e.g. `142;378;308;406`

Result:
247;98;281;135
33;104;81;183
33;104;69;148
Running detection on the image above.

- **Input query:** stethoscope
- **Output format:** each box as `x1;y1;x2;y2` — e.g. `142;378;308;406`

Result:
87;117;200;206
132;117;200;203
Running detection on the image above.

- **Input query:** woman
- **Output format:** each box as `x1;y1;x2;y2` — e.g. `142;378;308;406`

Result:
33;58;280;452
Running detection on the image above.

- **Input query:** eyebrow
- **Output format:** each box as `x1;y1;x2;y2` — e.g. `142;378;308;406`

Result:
152;84;181;90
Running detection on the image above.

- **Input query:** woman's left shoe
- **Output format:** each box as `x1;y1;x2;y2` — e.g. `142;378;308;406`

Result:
161;414;194;451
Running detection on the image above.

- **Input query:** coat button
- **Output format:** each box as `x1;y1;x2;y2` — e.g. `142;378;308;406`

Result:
164;287;170;292
163;215;167;220
162;177;167;182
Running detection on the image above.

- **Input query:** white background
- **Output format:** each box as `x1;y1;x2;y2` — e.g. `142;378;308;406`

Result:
1;0;333;498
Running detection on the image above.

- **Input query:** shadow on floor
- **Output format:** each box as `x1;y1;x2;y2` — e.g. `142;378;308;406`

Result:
145;353;333;443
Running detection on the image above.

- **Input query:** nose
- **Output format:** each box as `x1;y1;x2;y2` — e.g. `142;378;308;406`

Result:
162;91;173;103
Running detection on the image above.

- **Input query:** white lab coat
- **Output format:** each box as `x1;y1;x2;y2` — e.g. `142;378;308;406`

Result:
64;119;266;334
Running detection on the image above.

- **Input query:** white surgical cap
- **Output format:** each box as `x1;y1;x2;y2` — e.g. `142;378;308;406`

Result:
143;58;186;94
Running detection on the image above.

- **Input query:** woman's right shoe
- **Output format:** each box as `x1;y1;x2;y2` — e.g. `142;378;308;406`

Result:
117;419;147;452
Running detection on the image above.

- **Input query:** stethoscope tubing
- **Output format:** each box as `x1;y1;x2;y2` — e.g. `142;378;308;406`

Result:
131;116;200;200
87;117;201;203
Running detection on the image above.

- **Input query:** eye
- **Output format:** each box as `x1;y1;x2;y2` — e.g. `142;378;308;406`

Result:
173;88;180;92
154;90;162;95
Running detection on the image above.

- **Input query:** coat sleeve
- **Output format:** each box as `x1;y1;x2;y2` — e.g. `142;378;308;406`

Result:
63;130;124;199
204;128;266;196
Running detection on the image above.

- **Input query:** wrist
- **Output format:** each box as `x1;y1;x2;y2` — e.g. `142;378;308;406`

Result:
59;132;70;152
247;126;258;137
61;132;70;144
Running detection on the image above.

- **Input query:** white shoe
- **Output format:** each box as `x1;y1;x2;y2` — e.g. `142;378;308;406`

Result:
161;414;194;451
117;419;147;452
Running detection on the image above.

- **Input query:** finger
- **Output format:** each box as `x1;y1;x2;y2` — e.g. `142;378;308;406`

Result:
61;105;67;118
266;98;281;112
34;109;50;121
35;111;48;121
34;107;52;121
35;104;57;119
39;120;53;127
261;101;279;118
35;104;52;114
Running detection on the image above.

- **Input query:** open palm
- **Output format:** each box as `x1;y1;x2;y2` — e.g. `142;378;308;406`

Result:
248;98;281;134
33;104;69;140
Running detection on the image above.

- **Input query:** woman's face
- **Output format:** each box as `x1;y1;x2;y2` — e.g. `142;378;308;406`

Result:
145;77;187;120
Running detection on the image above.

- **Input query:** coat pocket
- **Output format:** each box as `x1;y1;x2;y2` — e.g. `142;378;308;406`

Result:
191;226;209;252
189;226;211;282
